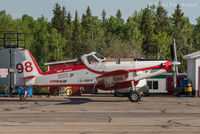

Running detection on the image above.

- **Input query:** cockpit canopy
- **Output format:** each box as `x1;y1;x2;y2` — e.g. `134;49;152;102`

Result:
81;52;106;65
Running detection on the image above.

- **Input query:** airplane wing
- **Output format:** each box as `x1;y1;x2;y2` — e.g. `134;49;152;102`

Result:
96;70;129;90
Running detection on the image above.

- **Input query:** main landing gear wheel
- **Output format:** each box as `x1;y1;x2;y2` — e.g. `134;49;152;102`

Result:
128;91;141;102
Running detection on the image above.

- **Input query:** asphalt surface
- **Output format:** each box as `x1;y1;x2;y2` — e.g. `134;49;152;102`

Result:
0;94;200;134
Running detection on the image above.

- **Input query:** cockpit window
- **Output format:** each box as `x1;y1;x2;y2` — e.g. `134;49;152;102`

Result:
87;55;99;64
95;53;105;60
75;59;81;65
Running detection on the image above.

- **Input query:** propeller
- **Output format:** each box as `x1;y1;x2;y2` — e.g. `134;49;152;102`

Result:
170;39;181;89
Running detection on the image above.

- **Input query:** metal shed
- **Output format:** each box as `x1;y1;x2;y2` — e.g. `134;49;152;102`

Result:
182;51;200;96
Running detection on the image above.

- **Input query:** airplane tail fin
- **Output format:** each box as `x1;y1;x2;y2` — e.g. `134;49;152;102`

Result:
15;49;42;86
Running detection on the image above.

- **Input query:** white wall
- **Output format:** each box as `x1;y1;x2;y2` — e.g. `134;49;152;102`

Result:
195;58;200;96
147;78;167;93
187;59;195;90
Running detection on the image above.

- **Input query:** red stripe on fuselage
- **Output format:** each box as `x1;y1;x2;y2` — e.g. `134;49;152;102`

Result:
20;75;35;79
37;83;94;87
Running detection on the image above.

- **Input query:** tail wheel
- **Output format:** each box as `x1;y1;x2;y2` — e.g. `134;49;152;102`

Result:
20;96;26;101
128;91;141;102
114;91;118;97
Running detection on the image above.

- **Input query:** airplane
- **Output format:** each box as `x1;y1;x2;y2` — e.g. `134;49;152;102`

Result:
15;48;180;102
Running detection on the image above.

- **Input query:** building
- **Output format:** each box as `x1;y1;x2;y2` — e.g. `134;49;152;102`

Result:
147;73;187;94
183;51;200;96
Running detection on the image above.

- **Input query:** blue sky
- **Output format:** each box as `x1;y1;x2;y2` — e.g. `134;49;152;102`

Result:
0;0;200;24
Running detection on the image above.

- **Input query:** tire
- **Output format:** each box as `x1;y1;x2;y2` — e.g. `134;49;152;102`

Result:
20;96;24;101
114;92;118;97
20;96;26;101
128;91;141;102
145;93;150;97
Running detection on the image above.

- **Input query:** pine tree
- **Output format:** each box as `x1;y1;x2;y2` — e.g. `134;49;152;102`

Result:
102;9;106;24
81;6;95;52
172;4;193;72
86;6;92;17
116;9;124;24
116;9;122;19
194;17;200;50
172;4;184;27
52;3;67;36
124;13;143;57
155;1;170;34
66;12;72;25
141;7;153;57
152;2;172;59
63;12;73;58
72;11;82;57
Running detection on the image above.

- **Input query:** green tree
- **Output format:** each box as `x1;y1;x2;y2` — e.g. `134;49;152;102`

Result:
81;6;93;50
102;9;107;25
86;6;92;17
141;7;154;57
31;16;66;70
66;11;72;25
123;11;143;57
172;4;193;72
155;1;171;34
81;6;104;53
0;10;15;31
63;13;73;58
52;3;67;36
151;2;172;59
47;28;66;61
72;11;82;57
194;17;200;50
116;9;124;24
17;14;35;49
152;32;172;59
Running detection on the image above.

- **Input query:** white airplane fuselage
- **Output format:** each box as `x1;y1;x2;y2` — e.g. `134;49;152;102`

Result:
15;50;172;90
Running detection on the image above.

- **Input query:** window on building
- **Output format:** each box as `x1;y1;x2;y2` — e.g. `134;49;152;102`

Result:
153;81;158;90
147;80;159;90
147;81;152;89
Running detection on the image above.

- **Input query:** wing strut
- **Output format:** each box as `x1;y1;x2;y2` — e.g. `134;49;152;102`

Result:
131;80;136;92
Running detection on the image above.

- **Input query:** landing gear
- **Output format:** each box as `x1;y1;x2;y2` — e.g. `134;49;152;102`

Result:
128;80;141;102
20;95;26;101
17;86;32;101
128;91;141;102
114;91;118;97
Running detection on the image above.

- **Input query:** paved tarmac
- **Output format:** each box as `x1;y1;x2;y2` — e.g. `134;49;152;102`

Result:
0;94;200;134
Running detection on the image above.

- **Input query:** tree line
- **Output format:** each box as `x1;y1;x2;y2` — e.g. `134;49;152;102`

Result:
0;2;200;72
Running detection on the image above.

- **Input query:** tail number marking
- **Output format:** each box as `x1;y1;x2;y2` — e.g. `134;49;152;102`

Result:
16;62;33;74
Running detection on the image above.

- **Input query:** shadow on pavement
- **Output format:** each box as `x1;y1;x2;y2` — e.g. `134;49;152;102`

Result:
56;98;93;105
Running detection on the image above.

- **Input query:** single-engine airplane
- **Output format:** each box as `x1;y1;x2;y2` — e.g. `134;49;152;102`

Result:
15;49;180;102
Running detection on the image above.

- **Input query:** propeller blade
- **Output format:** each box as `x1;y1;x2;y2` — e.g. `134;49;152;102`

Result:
170;45;175;61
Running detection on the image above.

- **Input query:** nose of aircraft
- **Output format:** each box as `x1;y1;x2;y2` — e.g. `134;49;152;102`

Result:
165;60;181;72
171;61;181;66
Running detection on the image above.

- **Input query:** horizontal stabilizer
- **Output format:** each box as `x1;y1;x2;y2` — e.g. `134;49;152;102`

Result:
20;75;35;79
